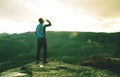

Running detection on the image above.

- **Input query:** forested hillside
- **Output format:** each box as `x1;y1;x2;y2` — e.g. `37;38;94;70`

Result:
0;31;120;72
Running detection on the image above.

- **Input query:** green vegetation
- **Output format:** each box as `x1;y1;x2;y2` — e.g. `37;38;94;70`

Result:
0;32;36;72
0;31;120;76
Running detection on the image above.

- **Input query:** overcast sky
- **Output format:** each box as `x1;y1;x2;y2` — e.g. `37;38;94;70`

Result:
0;0;120;33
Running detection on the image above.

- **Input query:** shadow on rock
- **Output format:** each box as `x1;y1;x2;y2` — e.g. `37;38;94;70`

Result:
79;55;120;74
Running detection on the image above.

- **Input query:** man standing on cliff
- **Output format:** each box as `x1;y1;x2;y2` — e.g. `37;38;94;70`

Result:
36;18;52;65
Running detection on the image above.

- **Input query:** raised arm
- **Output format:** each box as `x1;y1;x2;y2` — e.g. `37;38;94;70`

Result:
45;19;52;27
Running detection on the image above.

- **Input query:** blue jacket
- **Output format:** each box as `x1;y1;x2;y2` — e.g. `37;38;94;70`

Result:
36;21;51;38
36;24;44;38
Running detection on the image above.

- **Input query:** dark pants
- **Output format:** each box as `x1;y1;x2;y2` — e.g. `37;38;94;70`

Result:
36;38;47;63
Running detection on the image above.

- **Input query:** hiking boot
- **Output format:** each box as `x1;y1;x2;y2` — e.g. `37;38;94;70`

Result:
36;61;39;64
43;61;49;65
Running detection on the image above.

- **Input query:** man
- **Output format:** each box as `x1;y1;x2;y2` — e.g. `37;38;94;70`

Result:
36;18;52;64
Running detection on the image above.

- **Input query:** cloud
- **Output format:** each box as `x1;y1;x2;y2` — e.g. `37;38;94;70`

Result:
0;0;37;21
0;0;120;33
1;0;120;21
58;0;120;18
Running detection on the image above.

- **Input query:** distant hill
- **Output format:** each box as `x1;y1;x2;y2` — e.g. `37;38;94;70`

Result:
0;31;120;72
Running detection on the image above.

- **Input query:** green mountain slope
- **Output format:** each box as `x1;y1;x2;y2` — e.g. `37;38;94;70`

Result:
0;31;120;74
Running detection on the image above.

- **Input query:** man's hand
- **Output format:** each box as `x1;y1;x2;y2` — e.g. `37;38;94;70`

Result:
46;19;50;22
45;19;52;26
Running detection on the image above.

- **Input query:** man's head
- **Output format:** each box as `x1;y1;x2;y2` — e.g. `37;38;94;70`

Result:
39;18;44;24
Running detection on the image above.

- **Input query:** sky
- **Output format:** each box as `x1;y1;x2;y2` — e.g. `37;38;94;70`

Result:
0;0;120;34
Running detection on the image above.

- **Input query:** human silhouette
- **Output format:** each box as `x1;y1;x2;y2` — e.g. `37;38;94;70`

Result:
36;18;52;64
